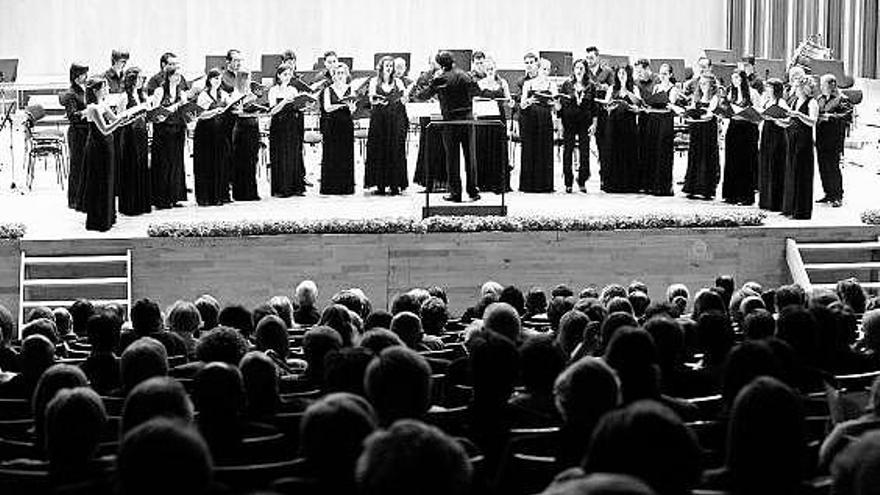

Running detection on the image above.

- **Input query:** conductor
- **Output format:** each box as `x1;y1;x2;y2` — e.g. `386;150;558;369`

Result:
419;51;480;202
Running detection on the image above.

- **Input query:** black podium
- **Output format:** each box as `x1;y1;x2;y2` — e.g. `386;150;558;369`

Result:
423;119;507;218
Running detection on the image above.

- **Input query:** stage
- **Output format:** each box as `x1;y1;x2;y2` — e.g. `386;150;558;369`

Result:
0;127;879;240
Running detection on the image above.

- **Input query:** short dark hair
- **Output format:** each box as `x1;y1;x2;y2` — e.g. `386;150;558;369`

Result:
52;308;72;336
69;299;95;337
254;315;289;359
159;52;176;67
22;318;59;344
87;311;122;352
240;351;280;418
195;326;249;365
427;286;448;304
359;328;404;355
634;58;651;69
118;418;213;495
419;297;448;336
472;51;486;61
552;284;575;298
525;287;548;315
302;392;377;484
26;306;55;324
585;46;600;55
194;295;220;331
112;49;130;64
131;298;163;336
46;387;106;465
304;326;344;384
520;334;565;394
121;376;193;434
357;419;472;495
251;303;278;329
743;308;775;340
524;52;538;62
775;284;806;311
435;51;454;70
324;50;338;58
365;347;432;426
390;312;423;350
226;49;240;61
69;63;89;84
364;310;393;331
325;347;375;396
121;337;168;392
498;286;525;316
557;310;589;357
193;361;244;420
319;305;355;346
837;278;867;314
0;304;14;344
218;304;254;337
32;364;89;446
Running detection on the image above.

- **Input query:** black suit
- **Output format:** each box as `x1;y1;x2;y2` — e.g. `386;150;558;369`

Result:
419;67;480;198
559;80;598;187
816;93;853;201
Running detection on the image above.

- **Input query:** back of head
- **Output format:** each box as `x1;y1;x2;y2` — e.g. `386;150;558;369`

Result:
121;337;169;392
775;284;806;312
325;347;375;396
22;318;59;344
628;291;650;318
726;376;805;491
696;310;734;364
693;289;726;319
715;275;735;303
584;400;701;495
540;473;656;495
483;302;522;343
195;326;249;365
252;303;278;330
420;297;449;335
26;306;56;325
364;310;393;331
20;334;56;380
319;304;355;346
333;289;366;317
32;364;89;444
525;287;548;315
607;297;634;316
217;304;254;337
254;314;289;359
193;361;244;420
643;316;684;368
301;392;378;481
604;327;659;404
359;328;404;354
0;304;14;345
390;311;424;349
721;340;781;408
499;286;526;315
743;308;775;340
832;431;880;495
296;280;318;308
365;346;432;426
118;418;213;495
557;310;590;357
87;311;122;352
45;387;107;465
520;334;566;395
666;284;689;305
303;325;343;383
469;330;519;405
268;295;294;328
52;308;72;336
122;376;193;434
600;284;628;306
166;300;201;335
391;292;421;316
356;419;472;495
776;305;819;364
863;310;880;352
194;295;220;331
837;278;867;314
69;299;95;338
554;356;620;427
131;298;163;336
600;312;638;350
548;296;576;331
239;351;279;417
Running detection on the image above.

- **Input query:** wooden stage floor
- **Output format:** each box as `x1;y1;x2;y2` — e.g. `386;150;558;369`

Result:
1;130;879;240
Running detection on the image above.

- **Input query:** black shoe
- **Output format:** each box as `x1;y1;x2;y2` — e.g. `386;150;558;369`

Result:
374;188;386;196
565;186;573;193
831;199;842;207
469;193;481;201
304;180;314;187
443;194;462;203
389;187;400;196
816;196;831;203
578;185;587;193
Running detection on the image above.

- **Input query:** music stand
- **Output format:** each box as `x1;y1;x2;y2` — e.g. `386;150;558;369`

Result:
755;58;786;80
712;63;737;87
441;50;473;72
602;55;631;69
261;54;284;76
423;119;507;218
704;48;736;65
205;55;226;74
374;52;411;73
0;59;18;83
649;58;686;82
539;51;573;77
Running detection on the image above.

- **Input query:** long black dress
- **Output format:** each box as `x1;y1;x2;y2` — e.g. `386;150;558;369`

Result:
193;91;229;206
364;82;408;192
475;84;510;193
320;85;355;195
84;120;116;232
519;88;554;193
682;101;720;199
118;93;151;215
270;98;306;197
232;111;261;201
150;83;187;208
60;85;88;212
601;93;640;193
722;110;759;205
639;88;675;196
758;101;788;211
782;98;815;219
414;116;448;191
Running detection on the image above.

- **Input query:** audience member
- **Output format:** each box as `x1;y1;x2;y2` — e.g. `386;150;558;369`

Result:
365;346;432;426
124;298;187;357
44;387;109;486
294;280;321;325
240;351;281;419
268;295;294;328
499;285;526;315
0;303;17;372
359;328;404;354
831;430;880;495
483;302;523;343
319;304;356;346
120;337;169;394
0;334;55;399
364;310;393;331
69;299;95;338
302;325;343;387
218;304;255;338
166;300;201;358
32;363;89;448
324;347;374;397
194;294;221;332
121;375;194;434
509;334;564;426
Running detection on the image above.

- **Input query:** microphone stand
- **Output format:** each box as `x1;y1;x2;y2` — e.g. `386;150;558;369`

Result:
0;83;19;191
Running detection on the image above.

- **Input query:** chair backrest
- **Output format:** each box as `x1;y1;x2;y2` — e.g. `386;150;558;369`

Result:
238;431;291;464
425;405;470;437
0;399;33;420
0;466;49;494
685;394;724;421
268;412;306;452
214;458;306;492
100;396;125;416
0;419;34;441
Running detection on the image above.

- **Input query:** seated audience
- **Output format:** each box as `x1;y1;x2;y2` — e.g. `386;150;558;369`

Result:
32;363;89;449
499;285;526;316
294;280;321;326
324;347;374;397
540;473;656;495
831;430;880;495
364;310;393;331
52;307;75;341
218;304;255;338
119;337;169;395
319;304;356;346
483;302;523;344
0;334;55;399
301;326;343;387
420;297;449;337
254;314;290;362
122;298;187;358
194;294;221;332
820;375;880;468
556;310;589;359
121;375;194;434
0;303;18;372
742;308;775;340
69;298;96;339
524;287;549;320
171;326;250;378
268;295;295;328
166;300;202;359
44;387;110;487
837;277;867;314
468;330;519;468
509;334;564;426
359;328;405;354
240;350;281;419
81;311;122;395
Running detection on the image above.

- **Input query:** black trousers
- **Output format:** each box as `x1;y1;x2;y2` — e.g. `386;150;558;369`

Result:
817;149;844;200
562;121;591;187
441;116;478;198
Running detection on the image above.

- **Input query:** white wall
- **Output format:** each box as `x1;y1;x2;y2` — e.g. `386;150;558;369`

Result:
0;0;728;81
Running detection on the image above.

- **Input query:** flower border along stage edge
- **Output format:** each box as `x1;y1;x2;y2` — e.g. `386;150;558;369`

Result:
862;209;880;225
0;223;25;239
148;209;767;237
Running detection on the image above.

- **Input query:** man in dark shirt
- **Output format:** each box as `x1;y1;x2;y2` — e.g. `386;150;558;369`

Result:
221;49;243;94
103;49;129;94
634;59;659;97
146;52;190;97
418;51;480;202
585;47;615;92
740;55;765;93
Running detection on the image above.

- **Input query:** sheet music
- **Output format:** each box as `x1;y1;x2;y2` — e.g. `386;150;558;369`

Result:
405;101;441;119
